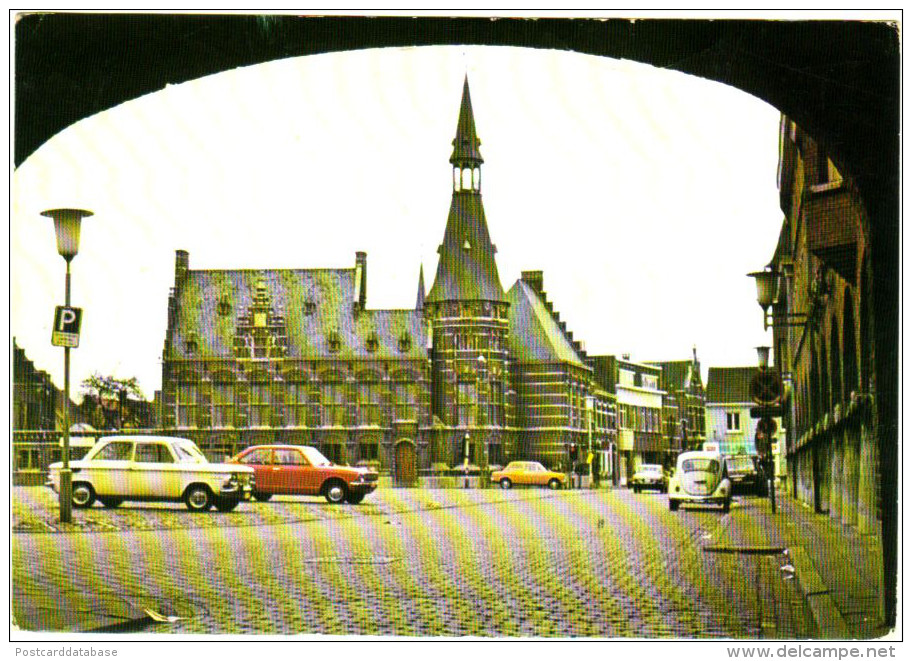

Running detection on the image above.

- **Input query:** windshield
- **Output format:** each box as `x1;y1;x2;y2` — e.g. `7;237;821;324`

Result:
301;446;332;467
682;458;720;473
173;442;208;464
639;464;662;474
725;456;755;472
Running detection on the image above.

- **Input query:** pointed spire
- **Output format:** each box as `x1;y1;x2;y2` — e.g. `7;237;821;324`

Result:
416;264;426;310
450;75;483;166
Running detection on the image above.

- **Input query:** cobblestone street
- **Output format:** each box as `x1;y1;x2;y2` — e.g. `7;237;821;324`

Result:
12;487;821;637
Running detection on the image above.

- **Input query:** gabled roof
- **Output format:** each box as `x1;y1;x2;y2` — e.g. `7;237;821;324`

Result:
425;188;506;303
706;366;757;404
506;280;587;368
648;359;702;391
169;268;427;360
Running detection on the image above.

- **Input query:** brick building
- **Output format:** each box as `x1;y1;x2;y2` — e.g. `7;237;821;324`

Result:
159;78;614;480
765;116;879;535
648;348;706;454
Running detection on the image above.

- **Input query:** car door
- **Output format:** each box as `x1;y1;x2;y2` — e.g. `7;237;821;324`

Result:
272;447;310;495
131;441;180;498
86;440;134;496
238;448;276;493
529;463;548;486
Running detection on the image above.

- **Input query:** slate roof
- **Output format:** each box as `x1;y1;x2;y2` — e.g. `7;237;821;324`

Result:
169;268;427;361
705;366;758;404
450;76;483;165
649;360;700;391
426;193;506;303
505;280;587;367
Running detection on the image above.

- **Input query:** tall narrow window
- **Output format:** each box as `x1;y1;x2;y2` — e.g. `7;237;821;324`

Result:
394;382;417;421
249;384;270;427
323;381;347;426
175;385;197;428
457;382;477;426
358;382;380;426
211;383;234;427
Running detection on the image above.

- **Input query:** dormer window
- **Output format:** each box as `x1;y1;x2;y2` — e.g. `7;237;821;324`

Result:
327;332;341;354
185;333;198;355
303;300;316;316
366;334;378;353
398;334;412;353
217;297;232;316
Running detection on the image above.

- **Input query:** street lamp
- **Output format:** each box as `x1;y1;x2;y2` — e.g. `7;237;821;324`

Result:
747;267;807;330
42;208;92;523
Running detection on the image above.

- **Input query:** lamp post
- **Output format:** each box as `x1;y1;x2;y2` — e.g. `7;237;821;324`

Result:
585;395;595;488
42;208;92;524
755;345;777;514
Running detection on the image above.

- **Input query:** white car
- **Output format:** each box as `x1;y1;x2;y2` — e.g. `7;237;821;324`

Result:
47;436;254;512
667;451;732;512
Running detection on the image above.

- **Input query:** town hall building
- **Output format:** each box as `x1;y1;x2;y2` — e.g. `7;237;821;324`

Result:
160;78;615;482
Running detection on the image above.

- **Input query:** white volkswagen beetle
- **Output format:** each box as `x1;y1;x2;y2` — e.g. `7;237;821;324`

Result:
47;436;254;512
667;451;732;512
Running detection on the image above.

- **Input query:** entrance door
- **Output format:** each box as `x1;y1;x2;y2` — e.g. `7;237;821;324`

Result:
394;440;417;486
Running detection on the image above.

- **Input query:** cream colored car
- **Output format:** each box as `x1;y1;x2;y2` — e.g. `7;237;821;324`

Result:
47;436;254;512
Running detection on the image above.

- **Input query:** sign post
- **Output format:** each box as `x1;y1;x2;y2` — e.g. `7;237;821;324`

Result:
750;368;781;514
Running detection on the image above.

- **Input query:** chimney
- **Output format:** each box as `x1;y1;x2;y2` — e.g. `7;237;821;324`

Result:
175;250;189;287
354;251;367;312
521;270;544;294
622;353;630;361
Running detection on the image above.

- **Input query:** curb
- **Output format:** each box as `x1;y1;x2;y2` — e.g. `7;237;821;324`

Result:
789;545;850;639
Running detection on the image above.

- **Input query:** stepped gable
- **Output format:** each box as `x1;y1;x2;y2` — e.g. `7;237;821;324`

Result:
506;277;587;368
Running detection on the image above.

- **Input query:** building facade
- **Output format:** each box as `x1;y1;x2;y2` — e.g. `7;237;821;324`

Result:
591;355;665;483
704;366;785;480
767;116;879;535
649;348;707;454
159;78;615;480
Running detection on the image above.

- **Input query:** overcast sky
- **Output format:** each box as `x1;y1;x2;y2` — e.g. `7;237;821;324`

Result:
11;45;783;400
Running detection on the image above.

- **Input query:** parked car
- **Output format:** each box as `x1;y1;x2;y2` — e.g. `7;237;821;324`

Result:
629;463;668;493
724;454;767;496
667;451;732;512
227;445;378;504
490;461;565;490
47;435;254;512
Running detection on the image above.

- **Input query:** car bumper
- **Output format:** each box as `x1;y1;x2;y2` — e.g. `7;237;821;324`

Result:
669;494;729;504
219;484;254;500
348;482;378;496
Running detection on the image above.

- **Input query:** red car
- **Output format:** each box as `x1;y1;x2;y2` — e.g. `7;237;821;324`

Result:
227;445;378;504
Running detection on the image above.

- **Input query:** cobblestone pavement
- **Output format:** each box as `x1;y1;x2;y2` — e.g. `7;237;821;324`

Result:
12;486;818;637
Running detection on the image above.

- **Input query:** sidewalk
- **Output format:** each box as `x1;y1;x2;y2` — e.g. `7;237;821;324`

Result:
710;493;887;639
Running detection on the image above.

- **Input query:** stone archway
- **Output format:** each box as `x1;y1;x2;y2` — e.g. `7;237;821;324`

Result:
394;439;417;486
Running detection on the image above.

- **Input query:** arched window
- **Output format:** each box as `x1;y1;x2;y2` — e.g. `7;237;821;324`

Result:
829;319;841;411
842;288;858;403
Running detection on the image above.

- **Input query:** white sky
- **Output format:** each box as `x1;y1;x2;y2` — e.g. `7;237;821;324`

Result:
11;45;783;400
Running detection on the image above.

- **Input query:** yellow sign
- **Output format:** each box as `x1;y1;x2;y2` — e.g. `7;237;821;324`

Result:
587;452;593;464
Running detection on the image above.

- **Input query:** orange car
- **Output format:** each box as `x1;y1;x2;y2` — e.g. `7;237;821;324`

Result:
490;461;565;490
227;444;378;504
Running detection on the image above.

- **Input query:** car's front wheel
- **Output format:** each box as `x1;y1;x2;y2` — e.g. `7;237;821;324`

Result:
184;485;213;512
98;497;123;508
253;492;272;502
547;478;561;490
323;480;347;504
214;497;240;513
500;478;512;490
669;499;680;512
345;492;365;505
72;482;96;508
722;498;731;513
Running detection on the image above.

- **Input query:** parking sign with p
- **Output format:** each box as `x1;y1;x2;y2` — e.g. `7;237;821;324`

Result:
51;306;82;347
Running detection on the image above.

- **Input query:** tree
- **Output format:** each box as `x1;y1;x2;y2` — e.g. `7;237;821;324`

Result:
80;373;146;429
